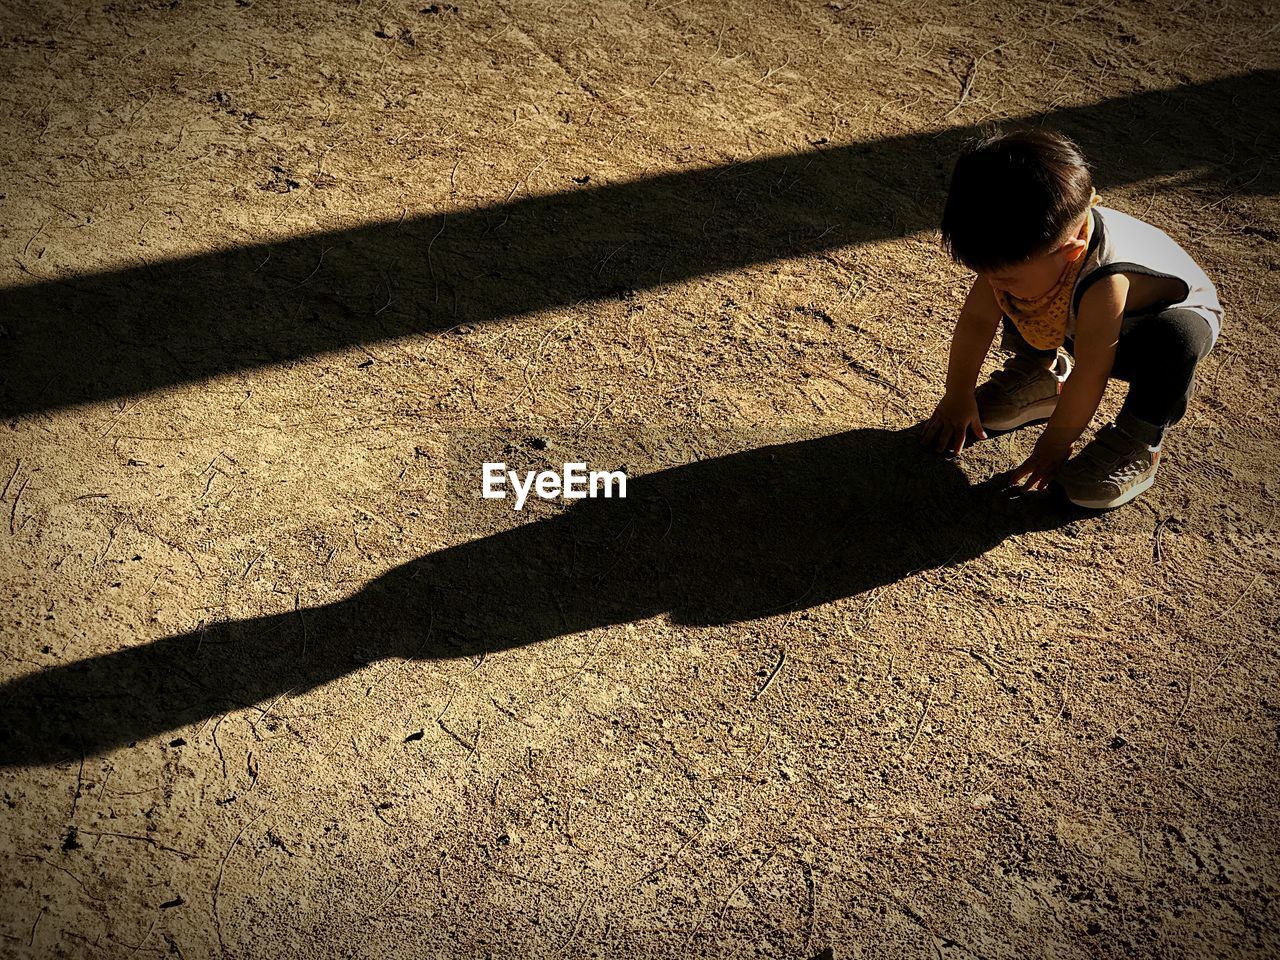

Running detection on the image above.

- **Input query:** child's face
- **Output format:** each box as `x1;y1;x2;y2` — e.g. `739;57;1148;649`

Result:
979;213;1091;300
980;248;1073;300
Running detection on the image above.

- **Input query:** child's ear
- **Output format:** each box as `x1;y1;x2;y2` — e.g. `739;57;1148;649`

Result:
1063;236;1088;263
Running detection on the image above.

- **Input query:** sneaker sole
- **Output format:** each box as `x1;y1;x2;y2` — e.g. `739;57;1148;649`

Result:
983;397;1060;432
1063;471;1157;510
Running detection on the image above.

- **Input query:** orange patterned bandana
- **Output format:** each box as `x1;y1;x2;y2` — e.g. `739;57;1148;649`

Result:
992;192;1101;350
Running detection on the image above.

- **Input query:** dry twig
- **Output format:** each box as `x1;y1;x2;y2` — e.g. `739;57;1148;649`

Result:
213;812;264;954
902;680;938;759
751;650;786;702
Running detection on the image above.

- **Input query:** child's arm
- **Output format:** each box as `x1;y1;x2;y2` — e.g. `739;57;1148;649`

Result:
1008;274;1128;490
944;276;1003;395
921;277;1001;455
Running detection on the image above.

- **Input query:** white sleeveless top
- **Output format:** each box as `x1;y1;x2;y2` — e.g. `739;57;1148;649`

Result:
1068;206;1223;345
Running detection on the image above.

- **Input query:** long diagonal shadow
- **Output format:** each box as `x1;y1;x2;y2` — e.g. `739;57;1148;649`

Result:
2;71;1277;419
0;427;1080;766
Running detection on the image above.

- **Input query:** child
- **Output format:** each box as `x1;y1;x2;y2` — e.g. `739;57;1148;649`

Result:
921;129;1223;509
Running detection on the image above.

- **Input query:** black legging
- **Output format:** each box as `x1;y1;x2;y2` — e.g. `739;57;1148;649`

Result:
999;307;1216;442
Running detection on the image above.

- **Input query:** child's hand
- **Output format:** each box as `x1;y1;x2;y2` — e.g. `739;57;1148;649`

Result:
1007;436;1072;492
921;390;987;457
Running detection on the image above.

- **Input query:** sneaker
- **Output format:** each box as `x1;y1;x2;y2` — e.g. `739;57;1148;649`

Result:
1056;423;1161;509
976;350;1073;431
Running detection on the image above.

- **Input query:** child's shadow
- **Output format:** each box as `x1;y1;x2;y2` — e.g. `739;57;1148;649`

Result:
0;426;1080;765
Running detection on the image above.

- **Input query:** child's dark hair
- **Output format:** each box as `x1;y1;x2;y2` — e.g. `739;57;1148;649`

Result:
941;129;1094;272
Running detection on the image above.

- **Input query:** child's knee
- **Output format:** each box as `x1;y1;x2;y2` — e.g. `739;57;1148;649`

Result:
1168;309;1215;362
1132;308;1213;370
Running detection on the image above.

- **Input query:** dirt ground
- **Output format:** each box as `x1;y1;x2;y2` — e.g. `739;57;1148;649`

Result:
1;0;1278;957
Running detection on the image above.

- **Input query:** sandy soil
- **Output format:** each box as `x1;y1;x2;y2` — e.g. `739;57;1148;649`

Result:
1;0;1278;957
